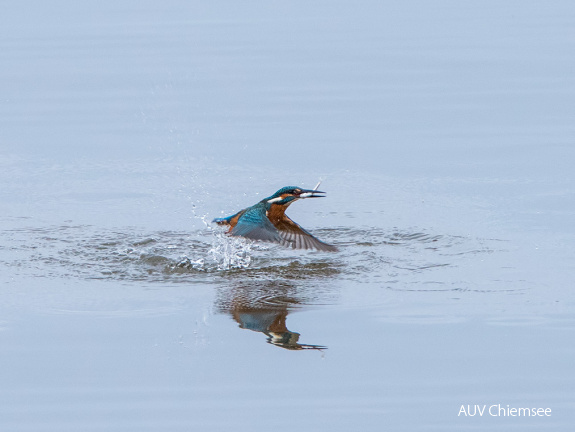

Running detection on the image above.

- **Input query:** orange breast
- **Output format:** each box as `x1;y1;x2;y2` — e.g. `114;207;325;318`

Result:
266;204;287;226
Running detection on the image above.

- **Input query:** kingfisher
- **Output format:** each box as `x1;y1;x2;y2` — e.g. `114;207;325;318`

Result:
212;185;337;252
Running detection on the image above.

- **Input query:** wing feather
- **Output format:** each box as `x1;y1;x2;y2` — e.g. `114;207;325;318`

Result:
224;203;337;252
230;204;283;243
275;215;338;252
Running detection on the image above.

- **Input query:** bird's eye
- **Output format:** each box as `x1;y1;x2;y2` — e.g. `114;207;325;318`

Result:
293;189;300;195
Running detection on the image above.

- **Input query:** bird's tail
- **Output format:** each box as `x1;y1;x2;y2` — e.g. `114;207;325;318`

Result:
212;216;231;226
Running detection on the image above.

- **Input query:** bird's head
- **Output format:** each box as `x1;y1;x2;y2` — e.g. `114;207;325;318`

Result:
265;186;326;206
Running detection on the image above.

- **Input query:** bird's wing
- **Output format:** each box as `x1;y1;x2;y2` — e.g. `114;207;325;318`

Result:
230;204;283;243
275;215;338;252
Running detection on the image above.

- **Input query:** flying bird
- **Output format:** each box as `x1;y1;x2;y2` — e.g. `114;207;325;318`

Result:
212;185;337;252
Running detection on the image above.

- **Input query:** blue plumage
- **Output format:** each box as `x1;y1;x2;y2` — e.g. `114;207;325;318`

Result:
212;186;337;252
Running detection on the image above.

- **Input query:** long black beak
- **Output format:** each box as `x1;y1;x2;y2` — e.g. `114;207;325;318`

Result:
299;189;326;198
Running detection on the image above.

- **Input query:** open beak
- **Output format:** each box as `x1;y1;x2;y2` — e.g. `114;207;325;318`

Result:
299;189;326;198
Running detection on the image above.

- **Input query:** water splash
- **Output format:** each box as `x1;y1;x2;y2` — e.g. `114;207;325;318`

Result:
169;228;254;272
193;213;253;270
208;230;253;270
170;256;206;272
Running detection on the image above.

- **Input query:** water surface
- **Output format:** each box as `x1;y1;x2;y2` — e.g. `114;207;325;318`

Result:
1;1;575;430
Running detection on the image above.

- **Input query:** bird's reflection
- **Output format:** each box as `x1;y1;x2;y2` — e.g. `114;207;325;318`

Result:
214;281;328;350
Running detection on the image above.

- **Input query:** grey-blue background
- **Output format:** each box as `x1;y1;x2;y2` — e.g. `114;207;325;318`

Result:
1;1;574;430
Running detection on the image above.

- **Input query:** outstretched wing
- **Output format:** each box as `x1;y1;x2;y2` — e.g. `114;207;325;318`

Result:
275;215;338;252
230;204;283;243
226;203;337;252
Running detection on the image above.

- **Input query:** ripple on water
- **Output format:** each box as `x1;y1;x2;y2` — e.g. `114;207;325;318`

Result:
0;224;508;297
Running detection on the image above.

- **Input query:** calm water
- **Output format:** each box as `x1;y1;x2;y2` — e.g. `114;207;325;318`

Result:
1;1;575;430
